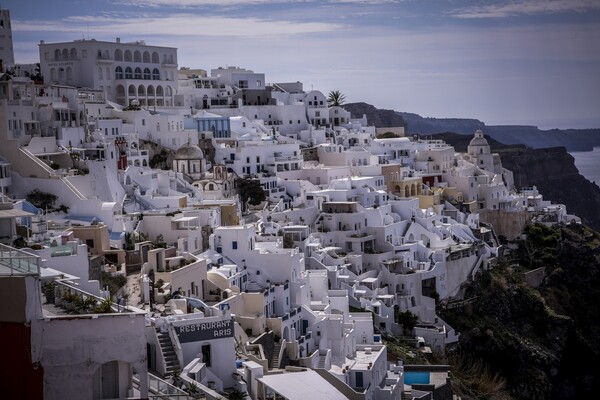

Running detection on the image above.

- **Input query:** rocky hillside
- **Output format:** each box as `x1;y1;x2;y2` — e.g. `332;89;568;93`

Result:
441;224;600;399
343;102;406;128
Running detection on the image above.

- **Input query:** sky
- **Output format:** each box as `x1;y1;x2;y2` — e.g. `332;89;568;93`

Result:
3;0;600;129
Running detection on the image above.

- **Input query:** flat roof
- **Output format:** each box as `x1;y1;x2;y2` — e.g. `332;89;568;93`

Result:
0;208;34;219
258;370;349;400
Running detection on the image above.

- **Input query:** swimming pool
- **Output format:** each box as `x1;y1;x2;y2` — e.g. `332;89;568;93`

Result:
404;371;430;385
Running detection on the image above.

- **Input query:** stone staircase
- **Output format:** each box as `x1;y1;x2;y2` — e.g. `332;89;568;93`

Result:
317;353;327;369
269;341;282;370
156;329;180;376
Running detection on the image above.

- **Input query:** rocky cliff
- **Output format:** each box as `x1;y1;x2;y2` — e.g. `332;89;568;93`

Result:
343;102;406;128
442;224;600;399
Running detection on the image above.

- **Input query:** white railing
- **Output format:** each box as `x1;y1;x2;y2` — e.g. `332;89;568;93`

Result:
19;147;57;178
62;177;89;200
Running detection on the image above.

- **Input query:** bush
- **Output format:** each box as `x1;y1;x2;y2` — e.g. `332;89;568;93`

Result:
26;189;58;210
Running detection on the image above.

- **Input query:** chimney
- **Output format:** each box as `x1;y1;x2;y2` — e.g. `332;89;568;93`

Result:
116;37;121;43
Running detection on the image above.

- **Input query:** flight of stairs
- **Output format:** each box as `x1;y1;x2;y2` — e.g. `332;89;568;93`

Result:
317;353;327;369
269;341;282;369
156;329;180;376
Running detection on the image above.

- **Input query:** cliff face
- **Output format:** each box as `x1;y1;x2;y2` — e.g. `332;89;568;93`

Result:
442;224;600;400
343;102;406;128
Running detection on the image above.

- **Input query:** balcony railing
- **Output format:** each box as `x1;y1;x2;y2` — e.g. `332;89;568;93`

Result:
0;244;40;276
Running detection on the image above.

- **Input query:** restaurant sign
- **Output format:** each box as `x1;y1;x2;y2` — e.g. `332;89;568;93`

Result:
174;319;234;343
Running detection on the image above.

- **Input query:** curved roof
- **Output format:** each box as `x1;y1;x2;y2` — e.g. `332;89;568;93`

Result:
175;142;204;159
469;129;489;147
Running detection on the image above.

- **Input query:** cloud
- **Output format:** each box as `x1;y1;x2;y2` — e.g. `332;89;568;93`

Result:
13;13;344;38
111;0;290;7
452;0;600;19
111;0;400;6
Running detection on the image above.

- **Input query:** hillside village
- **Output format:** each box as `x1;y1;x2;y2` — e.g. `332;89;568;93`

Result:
0;8;581;400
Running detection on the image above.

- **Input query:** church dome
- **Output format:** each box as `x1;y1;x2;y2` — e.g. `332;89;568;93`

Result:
174;142;204;159
469;129;489;147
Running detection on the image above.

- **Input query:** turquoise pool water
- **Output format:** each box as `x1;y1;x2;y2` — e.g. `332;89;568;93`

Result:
404;371;430;385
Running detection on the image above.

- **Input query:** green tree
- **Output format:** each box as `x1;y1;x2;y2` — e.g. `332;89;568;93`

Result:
235;178;266;212
395;308;418;336
26;189;58;211
327;90;346;107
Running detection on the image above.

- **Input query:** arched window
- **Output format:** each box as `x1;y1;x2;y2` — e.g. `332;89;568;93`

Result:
50;68;56;81
138;85;146;96
165;86;172;96
62;48;69;60
114;49;123;61
128;85;136;96
115;66;123;79
143;51;150;63
156;85;164;97
134;67;142;79
152;52;159;63
58;67;65;81
147;85;155;96
134;50;141;62
152;68;160;80
70;48;77;59
143;68;151;80
125;67;133;79
54;49;61;60
124;50;132;62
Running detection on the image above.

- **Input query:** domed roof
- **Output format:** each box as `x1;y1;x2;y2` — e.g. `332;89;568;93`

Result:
469;129;489;147
175;142;204;159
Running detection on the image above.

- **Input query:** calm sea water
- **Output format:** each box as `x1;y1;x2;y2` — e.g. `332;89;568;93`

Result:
571;146;600;188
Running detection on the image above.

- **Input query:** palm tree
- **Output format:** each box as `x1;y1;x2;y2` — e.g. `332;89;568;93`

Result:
327;90;346;107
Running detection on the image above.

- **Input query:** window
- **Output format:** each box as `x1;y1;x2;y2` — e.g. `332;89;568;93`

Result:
86;239;94;248
115;66;123;79
232;241;238;250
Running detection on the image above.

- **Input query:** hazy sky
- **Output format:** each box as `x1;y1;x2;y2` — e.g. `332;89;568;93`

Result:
4;0;600;129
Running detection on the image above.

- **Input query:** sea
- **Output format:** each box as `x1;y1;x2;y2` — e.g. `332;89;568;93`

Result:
570;146;600;189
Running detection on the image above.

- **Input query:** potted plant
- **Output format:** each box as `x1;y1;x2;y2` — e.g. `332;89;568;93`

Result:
172;369;182;387
43;281;57;304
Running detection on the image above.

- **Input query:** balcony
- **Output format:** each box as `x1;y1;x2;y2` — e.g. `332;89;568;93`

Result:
0;244;40;276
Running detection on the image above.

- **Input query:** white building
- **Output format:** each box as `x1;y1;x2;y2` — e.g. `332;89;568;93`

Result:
39;38;177;107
